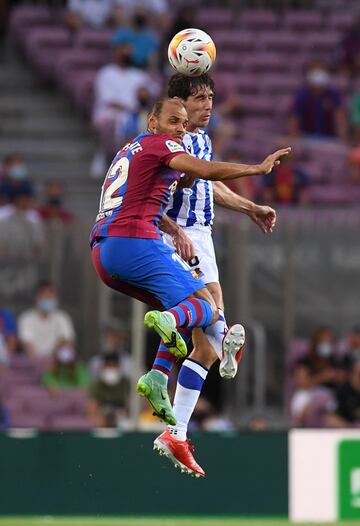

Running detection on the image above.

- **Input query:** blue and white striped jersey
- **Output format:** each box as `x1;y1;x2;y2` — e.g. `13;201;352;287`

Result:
166;129;214;227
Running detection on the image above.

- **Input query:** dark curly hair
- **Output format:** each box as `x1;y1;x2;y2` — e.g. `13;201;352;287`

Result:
167;73;215;101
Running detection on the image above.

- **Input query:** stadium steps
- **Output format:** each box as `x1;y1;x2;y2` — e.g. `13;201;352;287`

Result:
0;42;99;218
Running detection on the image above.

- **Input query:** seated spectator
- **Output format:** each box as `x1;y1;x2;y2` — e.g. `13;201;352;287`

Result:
91;40;159;172
288;61;347;140
38;180;74;224
0;307;16;367
290;358;319;426
0;188;44;260
340;327;360;371
65;0;117;31
0;154;35;207
326;359;360;428
43;343;88;391
89;323;131;381
336;15;360;77
259;151;310;205
188;396;234;432
0;400;9;431
114;0;169;28
18;282;76;359
349;91;360;142
349;138;360;183
88;352;130;427
306;326;346;390
112;9;159;69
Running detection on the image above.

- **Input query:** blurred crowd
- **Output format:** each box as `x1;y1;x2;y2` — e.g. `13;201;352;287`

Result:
289;326;360;428
1;2;360;431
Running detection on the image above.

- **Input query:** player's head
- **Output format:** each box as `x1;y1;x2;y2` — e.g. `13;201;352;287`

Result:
147;98;188;143
167;73;215;131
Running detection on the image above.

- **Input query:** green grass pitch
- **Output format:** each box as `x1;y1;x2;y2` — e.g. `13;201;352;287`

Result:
0;518;354;526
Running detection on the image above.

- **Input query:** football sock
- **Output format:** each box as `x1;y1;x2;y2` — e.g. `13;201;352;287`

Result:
204;308;228;360
152;328;191;377
168;298;213;329
168;358;208;441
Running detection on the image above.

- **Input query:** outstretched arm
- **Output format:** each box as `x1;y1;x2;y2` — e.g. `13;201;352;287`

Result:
169;148;291;181
213;181;276;233
158;214;195;261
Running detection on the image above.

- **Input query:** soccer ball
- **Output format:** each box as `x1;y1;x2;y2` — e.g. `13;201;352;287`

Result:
168;28;216;77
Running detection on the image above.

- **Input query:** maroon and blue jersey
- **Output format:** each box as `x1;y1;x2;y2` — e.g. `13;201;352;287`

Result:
90;132;186;243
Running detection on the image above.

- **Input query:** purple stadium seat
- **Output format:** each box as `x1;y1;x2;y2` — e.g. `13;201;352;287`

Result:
197;8;234;30
75;28;112;51
310;185;360;204
240;10;278;31
25;27;72;81
240;94;277;117
304;32;342;54
304;388;336;427
283;11;323;31
261;74;301;96
328;12;354;32
215;51;241;72
68;70;97;114
9;6;55;46
213;31;257;52
50;416;92;431
55;49;109;93
258;31;300;53
241;53;290;74
9;413;48;429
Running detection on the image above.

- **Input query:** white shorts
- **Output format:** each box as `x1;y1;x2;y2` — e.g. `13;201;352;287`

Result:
163;225;219;284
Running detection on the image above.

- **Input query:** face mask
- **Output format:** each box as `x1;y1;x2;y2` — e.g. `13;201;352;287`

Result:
57;346;75;364
133;15;147;29
47;197;62;206
307;69;329;87
37;298;57;313
101;368;120;386
316;342;334;358
9;165;28;180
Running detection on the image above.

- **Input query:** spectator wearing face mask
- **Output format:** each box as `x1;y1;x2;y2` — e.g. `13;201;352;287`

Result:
0;154;35;207
306;326;346;390
90;40;159;175
89;323;131;382
18;282;76;360
38;181;74;224
111;10;159;70
289;61;347;140
43;343;88;391
340;327;360;372
88;352;130;427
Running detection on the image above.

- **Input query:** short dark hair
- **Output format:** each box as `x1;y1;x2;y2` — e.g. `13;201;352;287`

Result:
150;98;185;119
167;73;215;100
36;281;55;293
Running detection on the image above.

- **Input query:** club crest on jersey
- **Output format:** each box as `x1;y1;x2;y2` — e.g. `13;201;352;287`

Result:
165;140;184;153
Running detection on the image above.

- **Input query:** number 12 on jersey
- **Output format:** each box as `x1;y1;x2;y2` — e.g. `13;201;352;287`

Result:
99;157;130;214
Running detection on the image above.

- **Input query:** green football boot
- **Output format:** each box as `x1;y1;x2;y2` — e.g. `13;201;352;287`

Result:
136;370;176;425
144;310;187;359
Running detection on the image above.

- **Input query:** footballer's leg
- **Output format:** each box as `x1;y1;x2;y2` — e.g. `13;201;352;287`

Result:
204;282;246;379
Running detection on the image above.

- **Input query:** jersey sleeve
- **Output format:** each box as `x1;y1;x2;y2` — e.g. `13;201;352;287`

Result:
150;135;187;167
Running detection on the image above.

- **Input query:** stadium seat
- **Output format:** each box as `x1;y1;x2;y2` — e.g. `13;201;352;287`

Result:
197;8;234;30
25;27;72;81
283;11;324;31
240;10;278;31
75;28;112;51
55;49;110;94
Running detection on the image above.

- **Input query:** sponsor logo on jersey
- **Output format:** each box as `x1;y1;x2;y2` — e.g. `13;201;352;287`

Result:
165;140;184;153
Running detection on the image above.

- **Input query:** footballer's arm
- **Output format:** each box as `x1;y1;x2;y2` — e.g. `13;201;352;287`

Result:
213;181;276;234
158;214;195;261
169;147;291;181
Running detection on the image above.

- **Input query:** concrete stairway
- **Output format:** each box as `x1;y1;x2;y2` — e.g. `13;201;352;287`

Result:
0;42;100;222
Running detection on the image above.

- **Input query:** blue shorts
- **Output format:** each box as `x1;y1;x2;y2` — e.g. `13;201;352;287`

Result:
92;236;205;310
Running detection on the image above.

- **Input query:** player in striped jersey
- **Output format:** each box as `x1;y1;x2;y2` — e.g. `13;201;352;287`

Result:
152;75;278;477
